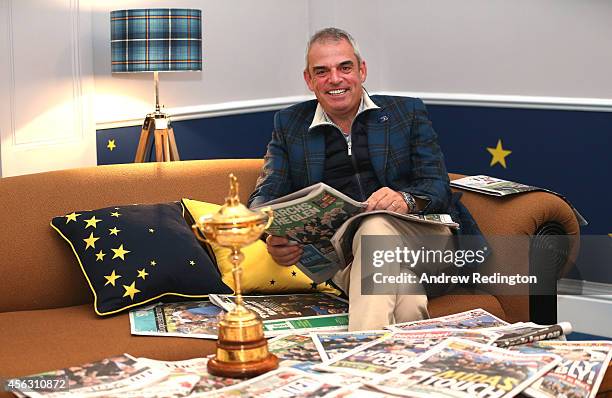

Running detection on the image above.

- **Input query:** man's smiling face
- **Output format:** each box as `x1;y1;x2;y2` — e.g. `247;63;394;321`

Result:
304;38;367;123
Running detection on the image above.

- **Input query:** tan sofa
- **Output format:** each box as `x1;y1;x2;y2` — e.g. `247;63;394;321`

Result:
0;159;581;395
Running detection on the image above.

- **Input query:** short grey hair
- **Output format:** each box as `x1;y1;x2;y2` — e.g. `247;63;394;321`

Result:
305;27;362;70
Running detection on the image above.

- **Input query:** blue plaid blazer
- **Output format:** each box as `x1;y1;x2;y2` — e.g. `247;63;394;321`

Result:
248;95;482;237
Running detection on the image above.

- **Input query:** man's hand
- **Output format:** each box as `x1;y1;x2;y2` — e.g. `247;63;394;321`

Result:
266;235;303;266
366;187;409;213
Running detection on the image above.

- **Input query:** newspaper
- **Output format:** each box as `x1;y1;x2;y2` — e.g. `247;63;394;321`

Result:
134;358;243;397
387;308;509;331
129;300;222;339
206;367;344;398
314;329;502;378
254;182;458;283
513;341;612;398
10;354;169;398
489;322;573;348
323;385;401;397
267;334;322;372
311;330;391;362
209;293;349;336
450;175;587;226
369;337;562;398
103;369;199;398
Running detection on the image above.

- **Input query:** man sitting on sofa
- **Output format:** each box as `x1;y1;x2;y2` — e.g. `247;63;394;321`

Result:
248;27;480;331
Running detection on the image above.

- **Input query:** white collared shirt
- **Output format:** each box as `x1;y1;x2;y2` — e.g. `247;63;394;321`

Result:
308;89;380;133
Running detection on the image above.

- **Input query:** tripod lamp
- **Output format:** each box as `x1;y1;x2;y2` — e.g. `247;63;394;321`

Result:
111;8;202;162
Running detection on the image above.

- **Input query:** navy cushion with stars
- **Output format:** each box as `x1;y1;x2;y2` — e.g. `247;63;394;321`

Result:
51;202;232;316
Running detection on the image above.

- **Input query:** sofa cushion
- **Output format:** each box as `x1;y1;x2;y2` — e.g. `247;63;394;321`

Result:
50;202;232;316
0;304;219;383
182;198;341;295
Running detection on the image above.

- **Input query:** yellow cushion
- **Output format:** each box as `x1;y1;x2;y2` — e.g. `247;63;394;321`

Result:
182;198;341;296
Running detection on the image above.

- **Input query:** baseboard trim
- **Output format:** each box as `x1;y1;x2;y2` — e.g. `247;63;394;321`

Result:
96;92;612;130
557;294;612;338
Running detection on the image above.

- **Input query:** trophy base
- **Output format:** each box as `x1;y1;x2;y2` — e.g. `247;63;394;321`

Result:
207;353;279;379
207;315;279;378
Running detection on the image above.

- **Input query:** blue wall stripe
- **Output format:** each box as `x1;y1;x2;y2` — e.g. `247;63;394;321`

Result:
97;104;612;239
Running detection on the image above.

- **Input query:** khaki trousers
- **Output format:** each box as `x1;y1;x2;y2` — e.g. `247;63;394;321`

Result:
332;214;453;331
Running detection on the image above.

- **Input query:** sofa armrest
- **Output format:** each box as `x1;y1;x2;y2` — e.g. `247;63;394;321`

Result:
449;174;581;323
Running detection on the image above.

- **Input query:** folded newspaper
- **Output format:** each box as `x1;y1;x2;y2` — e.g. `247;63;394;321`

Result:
314;328;503;378
129;300;222;339
387;308;510;331
450;175;588;226
254;182;458;283
368;337;562;398
7;354;169;398
209;293;349;336
488;321;573;348
267;334;322;373
513;340;612;398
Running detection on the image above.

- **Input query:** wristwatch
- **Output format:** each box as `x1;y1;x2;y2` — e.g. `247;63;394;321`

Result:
399;191;417;213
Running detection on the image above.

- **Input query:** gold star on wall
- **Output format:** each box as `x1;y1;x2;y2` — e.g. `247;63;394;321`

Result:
65;212;81;223
104;270;121;286
110;211;121;218
137;269;149;280
107;139;116;151
84;216;102;229
122;282;140;300
150;260;157;266
95;250;106;261
109;227;121;236
83;232;99;250
111;244;131;260
487;139;512;168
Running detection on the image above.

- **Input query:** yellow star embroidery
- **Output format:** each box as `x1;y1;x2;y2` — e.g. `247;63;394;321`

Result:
83;232;99;250
110;211;121;218
104;270;121;286
109;227;121;236
137;269;149;280
95;250;106;261
111;244;130;260
65;212;81;223
150;260;157;266
84;216;102;229
487;139;512;168
107;139;116;151
122;282;140;300
148;228;155;233
189;260;196;266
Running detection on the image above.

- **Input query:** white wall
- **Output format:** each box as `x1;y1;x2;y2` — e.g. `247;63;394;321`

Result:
2;0;611;176
377;0;612;98
0;0;96;177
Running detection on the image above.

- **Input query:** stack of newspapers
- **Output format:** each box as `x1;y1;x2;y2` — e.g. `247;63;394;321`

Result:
9;304;611;398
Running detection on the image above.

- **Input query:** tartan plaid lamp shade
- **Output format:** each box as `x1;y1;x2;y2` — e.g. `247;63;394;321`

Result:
111;8;202;72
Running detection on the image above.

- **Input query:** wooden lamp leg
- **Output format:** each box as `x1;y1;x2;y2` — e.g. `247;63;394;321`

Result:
167;127;181;161
153;129;165;162
134;116;154;163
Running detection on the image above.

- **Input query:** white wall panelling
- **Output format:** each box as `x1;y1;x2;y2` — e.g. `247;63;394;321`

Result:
0;0;96;177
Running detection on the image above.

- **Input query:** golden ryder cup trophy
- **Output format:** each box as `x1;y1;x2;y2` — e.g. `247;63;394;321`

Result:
192;174;279;378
